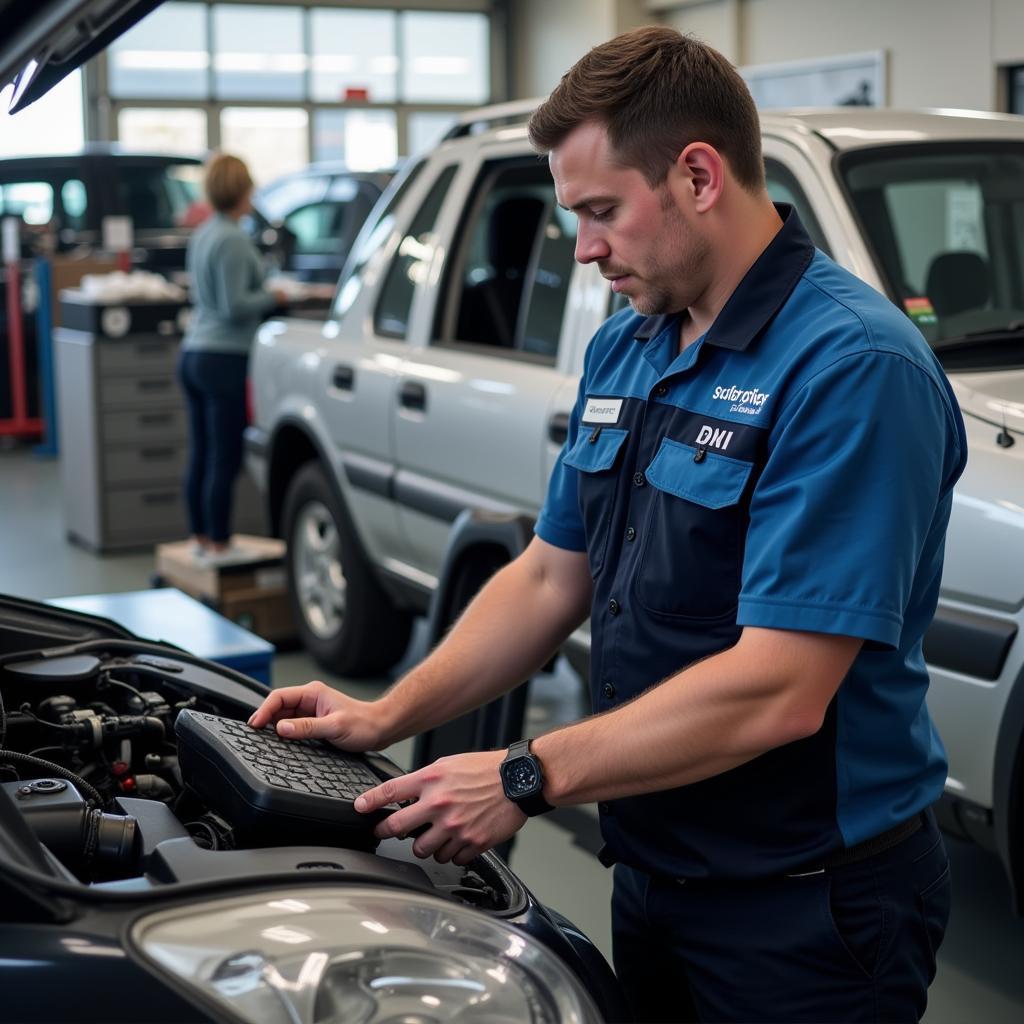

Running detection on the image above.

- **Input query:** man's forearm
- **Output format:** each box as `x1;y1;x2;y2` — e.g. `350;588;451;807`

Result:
377;545;591;746
533;628;860;805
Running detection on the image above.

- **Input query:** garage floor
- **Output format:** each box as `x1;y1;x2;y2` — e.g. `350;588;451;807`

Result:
3;445;1024;1022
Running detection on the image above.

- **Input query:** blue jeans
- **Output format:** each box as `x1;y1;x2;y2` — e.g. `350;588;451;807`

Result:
177;350;248;543
611;809;950;1022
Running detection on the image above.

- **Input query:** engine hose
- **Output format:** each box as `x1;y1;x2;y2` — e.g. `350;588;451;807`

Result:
0;749;104;807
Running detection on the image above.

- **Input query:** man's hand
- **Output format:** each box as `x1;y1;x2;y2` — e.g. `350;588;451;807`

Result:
356;751;528;866
248;680;390;751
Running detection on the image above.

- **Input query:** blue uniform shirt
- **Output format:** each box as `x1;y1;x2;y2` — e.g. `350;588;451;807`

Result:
535;205;967;879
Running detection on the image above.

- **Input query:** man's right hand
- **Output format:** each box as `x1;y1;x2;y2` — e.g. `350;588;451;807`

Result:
247;680;391;752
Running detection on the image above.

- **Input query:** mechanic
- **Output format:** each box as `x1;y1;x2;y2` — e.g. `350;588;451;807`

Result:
250;27;966;1023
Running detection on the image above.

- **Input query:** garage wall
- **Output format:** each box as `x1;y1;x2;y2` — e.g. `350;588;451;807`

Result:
511;0;648;97
660;0;1024;111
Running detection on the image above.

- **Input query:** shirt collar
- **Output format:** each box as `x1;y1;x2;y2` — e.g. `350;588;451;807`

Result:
633;203;816;352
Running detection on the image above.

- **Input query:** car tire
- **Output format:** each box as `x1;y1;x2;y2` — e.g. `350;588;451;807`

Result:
282;462;413;678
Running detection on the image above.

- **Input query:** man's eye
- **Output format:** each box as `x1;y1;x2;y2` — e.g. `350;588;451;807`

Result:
592;208;614;222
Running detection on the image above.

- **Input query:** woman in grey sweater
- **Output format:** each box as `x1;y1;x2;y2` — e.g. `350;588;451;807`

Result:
178;153;286;561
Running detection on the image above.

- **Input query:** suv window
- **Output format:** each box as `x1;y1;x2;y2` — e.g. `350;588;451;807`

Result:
519;203;577;358
439;160;566;362
61;179;87;231
764;158;831;254
0;181;54;224
334;159;425;319
111;162;201;229
840;144;1024;346
284;201;343;254
374;163;457;339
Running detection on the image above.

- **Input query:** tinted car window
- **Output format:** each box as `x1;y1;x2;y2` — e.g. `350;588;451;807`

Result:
0;181;54;224
284;201;343;254
61;179;88;230
258;175;328;222
519;204;577;359
111;162;201;229
442;160;552;355
334;159;425;319
840;144;1024;346
374;164;457;339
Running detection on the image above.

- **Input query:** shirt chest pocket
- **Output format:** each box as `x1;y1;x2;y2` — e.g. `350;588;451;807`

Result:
563;427;629;578
637;437;754;619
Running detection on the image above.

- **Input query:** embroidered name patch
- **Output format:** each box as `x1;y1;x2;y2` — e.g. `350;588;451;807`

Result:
582;397;623;424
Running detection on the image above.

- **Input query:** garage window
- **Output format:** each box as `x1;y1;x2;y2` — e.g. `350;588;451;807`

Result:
105;4;494;166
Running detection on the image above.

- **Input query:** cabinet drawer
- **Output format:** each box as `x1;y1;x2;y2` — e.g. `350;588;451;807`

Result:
105;444;188;485
103;408;188;444
100;375;180;409
105;487;187;538
97;338;180;376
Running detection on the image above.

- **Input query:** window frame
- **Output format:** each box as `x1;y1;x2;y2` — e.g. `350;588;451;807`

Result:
96;1;500;166
431;156;567;368
373;162;459;341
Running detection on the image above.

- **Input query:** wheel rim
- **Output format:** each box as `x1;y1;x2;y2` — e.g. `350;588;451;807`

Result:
292;500;346;639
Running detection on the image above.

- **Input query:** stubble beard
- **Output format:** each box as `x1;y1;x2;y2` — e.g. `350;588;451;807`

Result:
620;204;710;317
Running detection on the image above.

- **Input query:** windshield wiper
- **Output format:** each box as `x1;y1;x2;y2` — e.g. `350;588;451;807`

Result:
932;322;1024;349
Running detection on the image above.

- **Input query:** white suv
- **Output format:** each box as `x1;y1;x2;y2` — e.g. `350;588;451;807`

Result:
247;105;1024;908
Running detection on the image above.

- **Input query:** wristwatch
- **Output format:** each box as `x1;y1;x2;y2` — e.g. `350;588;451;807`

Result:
500;739;554;816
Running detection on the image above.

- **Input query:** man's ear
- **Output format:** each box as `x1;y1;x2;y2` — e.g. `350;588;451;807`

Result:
668;142;725;213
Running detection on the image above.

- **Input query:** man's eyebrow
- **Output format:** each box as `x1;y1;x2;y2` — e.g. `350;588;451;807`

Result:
557;195;617;212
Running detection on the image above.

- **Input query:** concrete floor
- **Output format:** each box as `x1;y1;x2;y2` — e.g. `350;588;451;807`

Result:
3;444;1024;1021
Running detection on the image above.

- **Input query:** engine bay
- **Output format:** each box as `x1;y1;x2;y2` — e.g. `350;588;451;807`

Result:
0;637;520;915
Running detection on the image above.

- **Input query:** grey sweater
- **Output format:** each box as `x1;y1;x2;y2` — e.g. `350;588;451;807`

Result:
182;213;275;355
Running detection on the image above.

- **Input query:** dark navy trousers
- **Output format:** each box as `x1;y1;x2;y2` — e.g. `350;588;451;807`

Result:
611;810;950;1023
178;350;248;543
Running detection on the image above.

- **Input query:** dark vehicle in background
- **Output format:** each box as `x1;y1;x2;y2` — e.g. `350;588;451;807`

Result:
249;164;394;282
0;594;623;1023
0;146;203;270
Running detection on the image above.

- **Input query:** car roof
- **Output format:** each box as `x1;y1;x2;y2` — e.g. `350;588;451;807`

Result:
758;107;1024;148
443;101;1024;152
0;145;203;168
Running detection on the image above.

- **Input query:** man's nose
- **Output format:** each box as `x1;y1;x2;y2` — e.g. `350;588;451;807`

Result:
575;224;610;264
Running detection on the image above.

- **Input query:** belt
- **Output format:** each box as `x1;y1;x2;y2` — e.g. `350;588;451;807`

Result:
785;812;926;878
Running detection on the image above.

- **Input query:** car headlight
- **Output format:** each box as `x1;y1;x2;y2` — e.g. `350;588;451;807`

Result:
130;885;603;1024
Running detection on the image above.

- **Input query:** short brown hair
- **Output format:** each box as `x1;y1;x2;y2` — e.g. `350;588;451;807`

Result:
528;27;764;192
204;153;254;212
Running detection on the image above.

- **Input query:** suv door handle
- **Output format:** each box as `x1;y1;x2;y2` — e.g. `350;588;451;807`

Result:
332;364;355;390
400;380;427;412
548;412;570;446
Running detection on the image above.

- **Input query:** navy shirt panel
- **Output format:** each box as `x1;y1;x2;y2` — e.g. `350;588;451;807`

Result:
534;206;966;878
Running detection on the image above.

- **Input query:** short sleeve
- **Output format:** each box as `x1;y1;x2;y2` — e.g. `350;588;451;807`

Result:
737;350;963;648
534;377;588;551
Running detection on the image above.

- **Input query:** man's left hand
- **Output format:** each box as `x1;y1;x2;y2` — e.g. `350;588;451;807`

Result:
355;751;527;866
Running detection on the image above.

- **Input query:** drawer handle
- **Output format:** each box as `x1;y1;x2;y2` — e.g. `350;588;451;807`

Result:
139;413;173;425
137;379;172;392
142;493;178;505
140;447;176;459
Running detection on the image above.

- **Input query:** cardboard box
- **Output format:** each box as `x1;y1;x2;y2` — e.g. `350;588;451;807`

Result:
219;586;296;645
154;534;295;644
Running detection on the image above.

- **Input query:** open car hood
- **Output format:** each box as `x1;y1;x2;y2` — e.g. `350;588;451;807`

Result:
1;0;161;113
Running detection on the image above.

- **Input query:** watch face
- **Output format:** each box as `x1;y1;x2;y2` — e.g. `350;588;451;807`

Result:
503;757;540;798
